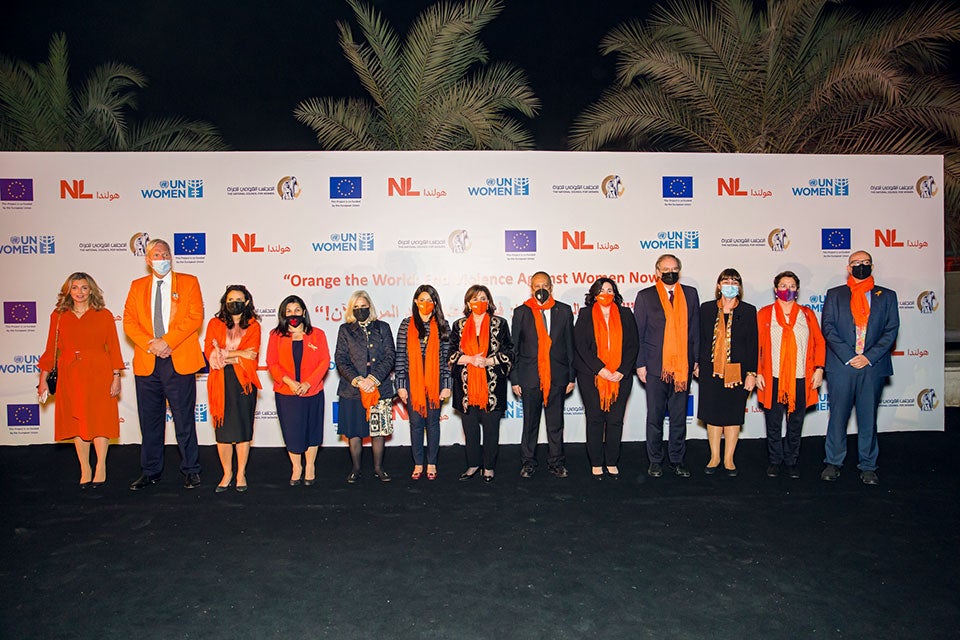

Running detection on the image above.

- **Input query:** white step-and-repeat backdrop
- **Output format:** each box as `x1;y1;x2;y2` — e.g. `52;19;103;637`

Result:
0;151;944;447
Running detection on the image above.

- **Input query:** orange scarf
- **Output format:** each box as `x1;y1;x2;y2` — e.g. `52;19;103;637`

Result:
712;300;741;386
407;316;440;417
360;388;380;419
592;302;622;411
460;313;491;409
774;302;800;413
655;281;689;390
206;319;262;427
847;275;874;329
524;297;553;405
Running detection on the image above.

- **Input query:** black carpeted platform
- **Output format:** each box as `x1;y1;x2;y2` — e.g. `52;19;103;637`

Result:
1;414;958;640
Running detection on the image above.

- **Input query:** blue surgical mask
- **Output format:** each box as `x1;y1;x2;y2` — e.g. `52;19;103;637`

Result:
152;260;172;276
720;284;739;299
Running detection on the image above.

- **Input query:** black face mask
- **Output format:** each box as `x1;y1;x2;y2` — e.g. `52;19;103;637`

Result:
660;272;679;286
226;301;245;315
286;315;305;328
354;307;371;322
851;264;872;280
534;288;550;304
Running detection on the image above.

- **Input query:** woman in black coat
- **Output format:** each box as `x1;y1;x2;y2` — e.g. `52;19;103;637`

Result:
450;284;513;482
574;278;639;480
335;290;396;483
697;268;758;477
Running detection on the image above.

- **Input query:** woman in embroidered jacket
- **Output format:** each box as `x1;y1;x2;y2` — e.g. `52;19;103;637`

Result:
450;284;514;483
204;285;261;492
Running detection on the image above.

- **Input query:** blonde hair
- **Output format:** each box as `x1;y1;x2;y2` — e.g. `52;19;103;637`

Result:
345;290;377;323
56;272;106;312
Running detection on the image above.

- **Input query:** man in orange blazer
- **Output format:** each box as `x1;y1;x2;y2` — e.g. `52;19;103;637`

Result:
124;238;205;490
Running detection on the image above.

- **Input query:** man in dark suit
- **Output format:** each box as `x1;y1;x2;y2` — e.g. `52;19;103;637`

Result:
821;250;899;485
511;272;576;478
634;254;700;477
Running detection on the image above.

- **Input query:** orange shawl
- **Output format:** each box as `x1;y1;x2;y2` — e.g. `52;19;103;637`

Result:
592;302;622;411
712;300;741;386
460;313;491;409
205;318;262;427
774;302;800;413
407;316;440;417
524;297;553;404
847;275;874;329
656;280;689;390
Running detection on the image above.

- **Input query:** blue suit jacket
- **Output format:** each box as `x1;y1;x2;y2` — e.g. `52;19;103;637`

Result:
821;283;899;378
633;283;700;376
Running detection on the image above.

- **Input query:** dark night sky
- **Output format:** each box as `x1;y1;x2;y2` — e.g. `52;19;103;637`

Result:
4;0;956;151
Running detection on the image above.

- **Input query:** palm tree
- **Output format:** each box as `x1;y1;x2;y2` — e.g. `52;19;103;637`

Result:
0;33;227;151
294;0;540;150
570;0;960;249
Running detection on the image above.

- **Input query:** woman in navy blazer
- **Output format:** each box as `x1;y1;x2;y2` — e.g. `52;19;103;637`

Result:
267;295;330;486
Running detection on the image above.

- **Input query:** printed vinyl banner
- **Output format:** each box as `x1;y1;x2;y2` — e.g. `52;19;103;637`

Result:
0;151;944;447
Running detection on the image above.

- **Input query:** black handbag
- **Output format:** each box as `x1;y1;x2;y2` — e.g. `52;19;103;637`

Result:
46;312;62;394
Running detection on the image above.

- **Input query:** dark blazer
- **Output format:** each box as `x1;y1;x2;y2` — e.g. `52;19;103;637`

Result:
335;320;396;399
821;284;899;378
573;304;639;378
697;300;758;383
449;314;514;413
633;284;700;375
394;316;452;393
509;300;575;389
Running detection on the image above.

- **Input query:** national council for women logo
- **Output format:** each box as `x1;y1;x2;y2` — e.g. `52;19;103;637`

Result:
916;176;938;198
602;175;624;198
768;228;790;251
917;388;939;411
916;291;939;313
449;229;471;253
129;232;150;256
277;176;301;200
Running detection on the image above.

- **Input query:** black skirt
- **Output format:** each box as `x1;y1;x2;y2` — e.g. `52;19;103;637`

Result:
215;365;256;443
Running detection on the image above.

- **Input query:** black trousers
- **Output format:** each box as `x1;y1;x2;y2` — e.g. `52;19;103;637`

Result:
763;377;807;466
519;384;566;467
460;408;504;470
644;375;689;465
578;373;631;467
134;356;200;476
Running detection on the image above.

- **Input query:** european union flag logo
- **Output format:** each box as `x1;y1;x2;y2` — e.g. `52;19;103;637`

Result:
3;301;37;324
0;178;34;201
7;403;40;426
662;176;693;198
505;230;536;252
330;177;362;199
174;233;206;255
821;228;851;250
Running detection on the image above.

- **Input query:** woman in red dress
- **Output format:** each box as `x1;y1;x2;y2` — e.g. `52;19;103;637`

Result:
38;272;124;487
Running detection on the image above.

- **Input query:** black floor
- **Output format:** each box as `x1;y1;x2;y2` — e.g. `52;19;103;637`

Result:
1;414;958;640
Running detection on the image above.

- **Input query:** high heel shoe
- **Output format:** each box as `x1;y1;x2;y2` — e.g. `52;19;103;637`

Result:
426;466;438;481
482;472;494;483
411;466;423;480
605;467;621;480
458;468;481;481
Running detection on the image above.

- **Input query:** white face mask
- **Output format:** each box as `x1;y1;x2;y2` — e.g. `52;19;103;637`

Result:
152;259;172;276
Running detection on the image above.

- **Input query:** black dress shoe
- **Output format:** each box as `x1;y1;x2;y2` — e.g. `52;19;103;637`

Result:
785;465;801;479
647;462;663;478
766;464;781;478
129;474;161;490
347;471;361;484
548;465;569;478
482;473;495;483
183;473;201;489
373;470;392;482
592;472;604;481
519;464;535;478
670;463;691;478
79;481;91;489
859;469;879;485
704;464;719;475
91;481;105;489
605;468;621;480
724;466;738;477
290;478;302;487
820;464;841;482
